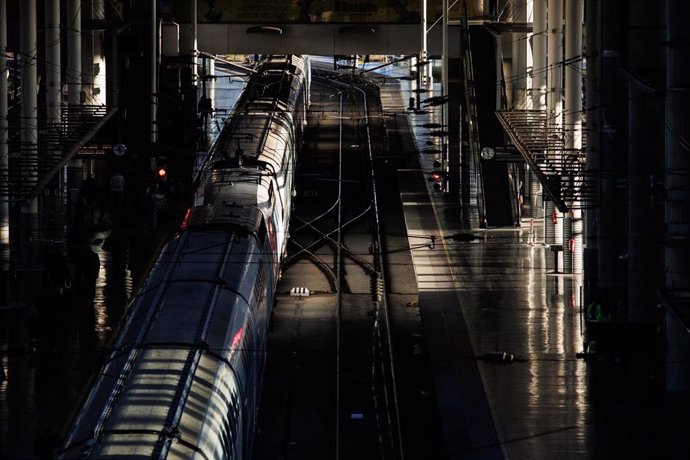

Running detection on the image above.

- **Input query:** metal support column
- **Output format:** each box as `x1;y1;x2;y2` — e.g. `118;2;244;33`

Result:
43;0;64;240
627;0;665;323
82;0;94;103
532;0;547;111
598;0;627;304
512;0;532;108
67;0;82;106
151;0;158;144
546;0;563;270
420;0;429;86
531;0;546;219
0;0;8;252
584;0;599;301
514;1;534;218
665;0;690;395
66;0;83;207
89;0;106;106
106;2;119;108
20;0;39;267
442;0;449;190
448;59;462;201
191;0;198;86
621;3;667;448
564;0;583;273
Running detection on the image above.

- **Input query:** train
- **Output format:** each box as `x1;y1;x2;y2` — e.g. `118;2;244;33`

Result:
59;55;310;459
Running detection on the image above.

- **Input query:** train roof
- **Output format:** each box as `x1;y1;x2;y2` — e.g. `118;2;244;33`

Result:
185;203;263;233
205;55;305;170
61;230;265;458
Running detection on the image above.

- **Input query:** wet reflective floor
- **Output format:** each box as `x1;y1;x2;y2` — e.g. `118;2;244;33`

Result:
385;75;672;459
0;231;133;459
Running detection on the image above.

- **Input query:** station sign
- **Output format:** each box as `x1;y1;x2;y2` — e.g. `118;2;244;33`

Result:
77;145;111;158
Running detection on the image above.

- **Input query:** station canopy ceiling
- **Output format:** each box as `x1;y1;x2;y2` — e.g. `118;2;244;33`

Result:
161;0;471;24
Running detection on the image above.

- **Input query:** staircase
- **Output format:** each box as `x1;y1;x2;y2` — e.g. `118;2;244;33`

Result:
3;103;117;206
31;105;117;204
496;109;596;211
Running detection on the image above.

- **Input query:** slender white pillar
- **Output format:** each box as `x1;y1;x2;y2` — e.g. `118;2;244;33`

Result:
564;0;583;273
530;0;546;219
545;0;563;270
0;0;8;249
531;0;547;110
191;0;198;85
519;0;536;219
151;0;158;143
66;0;83;206
564;0;583;154
525;0;533;107
44;0;64;238
82;1;94;103
512;0;533;108
67;0;82;106
92;0;106;105
442;0;448;101
584;0;599;300
666;0;690;394
442;0;449;188
547;0;564;122
20;0;38;214
46;0;61;124
420;0;429;86
19;0;39;268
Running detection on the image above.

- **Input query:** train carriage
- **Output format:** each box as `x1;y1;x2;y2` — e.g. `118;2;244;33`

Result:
59;55;310;459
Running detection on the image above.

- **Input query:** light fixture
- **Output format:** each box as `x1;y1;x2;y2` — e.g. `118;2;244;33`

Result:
481;147;495;160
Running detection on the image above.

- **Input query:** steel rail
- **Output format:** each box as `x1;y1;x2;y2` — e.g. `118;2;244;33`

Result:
352;82;404;460
335;79;344;460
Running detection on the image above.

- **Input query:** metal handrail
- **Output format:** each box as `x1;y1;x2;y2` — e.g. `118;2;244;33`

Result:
22;106;118;205
496;108;596;211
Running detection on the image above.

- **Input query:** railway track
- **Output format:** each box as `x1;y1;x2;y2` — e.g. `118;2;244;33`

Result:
253;68;405;459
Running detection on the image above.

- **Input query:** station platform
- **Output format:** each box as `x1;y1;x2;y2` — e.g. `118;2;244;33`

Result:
379;75;668;459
